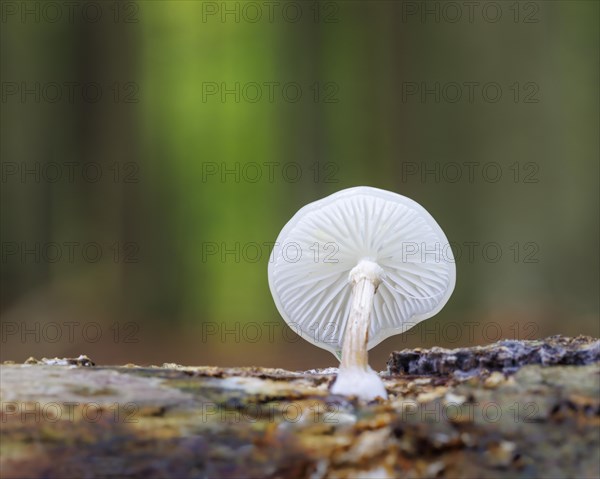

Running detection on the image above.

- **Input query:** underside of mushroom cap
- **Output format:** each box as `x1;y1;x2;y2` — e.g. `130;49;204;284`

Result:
268;186;456;356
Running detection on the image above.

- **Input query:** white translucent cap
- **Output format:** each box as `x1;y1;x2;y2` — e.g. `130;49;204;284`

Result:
268;186;456;356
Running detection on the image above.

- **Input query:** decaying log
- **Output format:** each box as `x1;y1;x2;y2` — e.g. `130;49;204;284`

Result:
1;336;599;478
387;335;600;376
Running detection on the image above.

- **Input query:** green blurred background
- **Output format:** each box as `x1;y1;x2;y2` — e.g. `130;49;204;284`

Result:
1;1;598;370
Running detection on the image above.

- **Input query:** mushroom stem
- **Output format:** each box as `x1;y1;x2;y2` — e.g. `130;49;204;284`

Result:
331;260;388;400
340;275;377;369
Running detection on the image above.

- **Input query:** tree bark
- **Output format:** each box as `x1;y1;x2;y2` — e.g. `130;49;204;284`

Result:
1;336;598;479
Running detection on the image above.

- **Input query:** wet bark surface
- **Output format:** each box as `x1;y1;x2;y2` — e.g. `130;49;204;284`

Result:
1;336;599;479
387;335;600;376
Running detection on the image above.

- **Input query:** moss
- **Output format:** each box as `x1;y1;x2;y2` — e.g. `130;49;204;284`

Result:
68;386;119;397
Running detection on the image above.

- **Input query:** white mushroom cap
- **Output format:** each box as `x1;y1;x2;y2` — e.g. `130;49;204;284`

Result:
268;186;456;357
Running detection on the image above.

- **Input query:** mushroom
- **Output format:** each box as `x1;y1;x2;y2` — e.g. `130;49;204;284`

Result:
268;186;456;400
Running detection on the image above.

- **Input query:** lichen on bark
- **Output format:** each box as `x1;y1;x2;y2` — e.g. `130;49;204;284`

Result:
1;336;598;478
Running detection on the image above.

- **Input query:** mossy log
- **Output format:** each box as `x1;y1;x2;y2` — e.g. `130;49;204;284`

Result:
1;336;599;479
